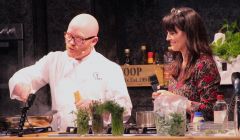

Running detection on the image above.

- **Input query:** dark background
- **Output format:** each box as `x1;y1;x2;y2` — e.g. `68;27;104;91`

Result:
0;0;239;123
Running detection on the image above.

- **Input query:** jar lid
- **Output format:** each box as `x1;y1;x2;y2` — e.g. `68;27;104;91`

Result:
194;111;203;117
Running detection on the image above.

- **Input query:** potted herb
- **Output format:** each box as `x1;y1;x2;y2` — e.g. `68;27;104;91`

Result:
168;112;185;136
73;108;90;135
155;112;185;136
211;21;240;62
102;100;124;136
90;101;104;134
210;21;240;84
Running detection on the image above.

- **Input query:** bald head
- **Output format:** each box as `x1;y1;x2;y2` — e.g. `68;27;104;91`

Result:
67;13;99;37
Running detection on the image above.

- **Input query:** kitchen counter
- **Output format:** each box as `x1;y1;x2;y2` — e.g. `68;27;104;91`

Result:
0;132;240;140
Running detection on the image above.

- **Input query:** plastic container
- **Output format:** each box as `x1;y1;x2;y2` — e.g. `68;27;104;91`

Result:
213;95;228;123
187;121;236;136
192;112;204;132
193;112;204;123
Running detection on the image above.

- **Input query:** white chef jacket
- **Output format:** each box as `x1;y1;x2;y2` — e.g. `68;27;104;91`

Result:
9;48;132;131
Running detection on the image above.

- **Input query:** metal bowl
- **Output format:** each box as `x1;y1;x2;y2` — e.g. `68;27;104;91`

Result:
136;111;155;128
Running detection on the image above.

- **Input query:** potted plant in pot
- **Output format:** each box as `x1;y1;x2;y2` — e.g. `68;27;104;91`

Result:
210;21;240;84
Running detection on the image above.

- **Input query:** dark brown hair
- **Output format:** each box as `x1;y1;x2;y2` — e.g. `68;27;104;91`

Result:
162;7;212;82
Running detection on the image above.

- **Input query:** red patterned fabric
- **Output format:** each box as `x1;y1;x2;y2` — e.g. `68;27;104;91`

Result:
168;55;221;121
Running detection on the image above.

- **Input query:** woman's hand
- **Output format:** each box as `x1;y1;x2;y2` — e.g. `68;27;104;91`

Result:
186;100;201;113
152;90;174;100
152;91;161;99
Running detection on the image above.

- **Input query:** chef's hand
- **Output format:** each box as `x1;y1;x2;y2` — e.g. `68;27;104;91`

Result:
12;83;31;102
75;99;92;110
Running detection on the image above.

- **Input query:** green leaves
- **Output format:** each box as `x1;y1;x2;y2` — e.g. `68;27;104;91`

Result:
75;108;90;135
101;100;124;136
168;113;185;136
102;100;124;115
211;21;240;62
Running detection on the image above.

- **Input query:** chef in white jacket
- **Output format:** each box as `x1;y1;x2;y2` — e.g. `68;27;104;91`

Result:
8;13;132;131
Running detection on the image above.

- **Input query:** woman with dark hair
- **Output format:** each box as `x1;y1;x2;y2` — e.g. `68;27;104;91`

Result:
153;7;221;121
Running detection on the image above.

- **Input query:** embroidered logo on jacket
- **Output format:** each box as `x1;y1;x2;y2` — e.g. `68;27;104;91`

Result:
93;72;102;80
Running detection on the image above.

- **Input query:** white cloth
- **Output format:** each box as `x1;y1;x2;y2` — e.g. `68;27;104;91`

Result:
9;49;132;131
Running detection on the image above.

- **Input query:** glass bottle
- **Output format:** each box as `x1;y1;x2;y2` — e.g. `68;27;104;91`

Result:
132;53;138;65
140;45;147;64
147;52;154;64
154;50;161;64
213;95;228;123
124;48;131;65
163;48;173;86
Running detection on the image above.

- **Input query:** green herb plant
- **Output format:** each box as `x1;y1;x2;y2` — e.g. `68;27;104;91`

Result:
211;21;240;63
102;100;124;136
168;112;185;136
89;101;104;134
155;114;170;135
72;108;90;135
155;112;185;136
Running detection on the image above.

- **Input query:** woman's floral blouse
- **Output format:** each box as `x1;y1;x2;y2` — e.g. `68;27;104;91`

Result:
168;55;221;121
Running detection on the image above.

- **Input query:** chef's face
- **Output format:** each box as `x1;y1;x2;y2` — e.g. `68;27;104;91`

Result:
64;30;98;60
166;27;187;53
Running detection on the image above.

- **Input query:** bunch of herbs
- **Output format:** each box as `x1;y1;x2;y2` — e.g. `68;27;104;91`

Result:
72;108;90;135
211;21;240;62
102;100;124;136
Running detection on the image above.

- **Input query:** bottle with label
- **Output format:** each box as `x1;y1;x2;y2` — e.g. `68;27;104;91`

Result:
147;52;154;64
140;45;147;64
192;112;204;131
124;48;131;65
132;53;138;65
193;112;204;123
163;48;173;86
213;95;228;123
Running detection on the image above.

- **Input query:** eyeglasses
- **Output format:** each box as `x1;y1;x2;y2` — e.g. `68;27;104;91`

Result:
64;32;96;45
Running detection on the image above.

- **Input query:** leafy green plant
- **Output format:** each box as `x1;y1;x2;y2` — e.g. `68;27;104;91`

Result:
72;108;90;135
155;112;185;136
73;100;125;135
211;21;240;62
168;112;185;136
89;101;104;134
101;100;124;136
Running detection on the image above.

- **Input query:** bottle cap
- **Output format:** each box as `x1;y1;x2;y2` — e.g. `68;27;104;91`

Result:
124;49;130;53
194;112;203;117
217;95;224;100
141;45;146;50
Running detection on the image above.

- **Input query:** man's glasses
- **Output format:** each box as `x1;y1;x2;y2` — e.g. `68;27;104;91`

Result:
64;32;95;45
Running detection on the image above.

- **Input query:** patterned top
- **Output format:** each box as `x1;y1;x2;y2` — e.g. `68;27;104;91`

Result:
168;55;221;121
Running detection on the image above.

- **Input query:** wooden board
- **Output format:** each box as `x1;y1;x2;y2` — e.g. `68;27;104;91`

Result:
121;65;164;87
